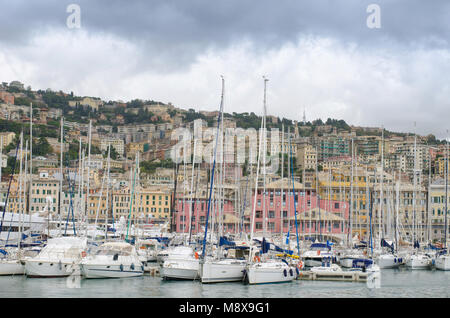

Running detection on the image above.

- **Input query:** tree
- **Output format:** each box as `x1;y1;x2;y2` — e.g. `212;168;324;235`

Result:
34;137;53;156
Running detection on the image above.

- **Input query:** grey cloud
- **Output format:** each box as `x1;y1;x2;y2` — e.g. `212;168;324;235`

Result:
1;0;450;71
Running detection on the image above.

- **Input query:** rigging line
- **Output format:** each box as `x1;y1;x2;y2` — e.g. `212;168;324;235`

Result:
201;76;225;260
0;137;21;233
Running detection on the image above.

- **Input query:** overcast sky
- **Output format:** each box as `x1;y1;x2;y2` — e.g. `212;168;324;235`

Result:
1;1;450;138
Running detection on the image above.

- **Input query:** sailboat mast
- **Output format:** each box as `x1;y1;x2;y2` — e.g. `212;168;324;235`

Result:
59;117;64;219
380;127;384;244
85;120;92;237
18;132;23;249
262;76;268;237
188;138;197;242
445;131;448;247
413;123;417;245
349;138;354;246
201;76;225;259
28;103;33;217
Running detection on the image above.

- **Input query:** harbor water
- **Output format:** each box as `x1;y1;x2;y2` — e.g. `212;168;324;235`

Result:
0;268;449;298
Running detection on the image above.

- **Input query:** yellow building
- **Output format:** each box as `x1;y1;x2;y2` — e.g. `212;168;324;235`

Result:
111;187;171;221
297;144;317;170
317;167;371;238
87;190;109;221
29;175;59;214
0;132;16;147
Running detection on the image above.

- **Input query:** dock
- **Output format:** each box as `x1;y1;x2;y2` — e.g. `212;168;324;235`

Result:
297;270;368;282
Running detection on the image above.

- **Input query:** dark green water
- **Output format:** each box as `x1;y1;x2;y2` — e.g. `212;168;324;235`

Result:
0;268;448;298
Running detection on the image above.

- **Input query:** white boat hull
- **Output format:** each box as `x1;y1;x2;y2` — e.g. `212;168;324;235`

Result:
80;263;144;278
435;255;450;271
200;260;246;283
406;255;431;270
245;263;296;284
161;259;199;280
0;260;25;275
377;255;401;269
25;259;75;277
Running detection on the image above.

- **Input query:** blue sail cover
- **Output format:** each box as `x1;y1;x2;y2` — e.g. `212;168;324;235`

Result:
219;236;236;247
352;258;373;268
0;249;7;255
310;243;331;250
261;238;270;254
273;244;294;255
381;239;394;253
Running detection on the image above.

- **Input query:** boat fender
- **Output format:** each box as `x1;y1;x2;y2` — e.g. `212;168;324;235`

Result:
81;251;87;258
195;252;199;260
120;264;124;272
289;269;293;277
58;260;62;270
317;250;321;256
131;263;135;270
296;267;300;275
283;269;287;277
141;265;145;272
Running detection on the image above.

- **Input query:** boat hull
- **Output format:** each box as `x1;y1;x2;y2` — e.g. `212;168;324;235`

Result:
80;263;144;278
0;260;25;275
245;264;296;284
200;260;246;283
435;255;450;271
406;255;431;270
25;259;75;277
377;255;401;269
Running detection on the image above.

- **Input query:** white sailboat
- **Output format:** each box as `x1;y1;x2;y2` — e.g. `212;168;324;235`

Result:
406;124;432;270
0;132;30;275
244;78;297;285
199;76;248;284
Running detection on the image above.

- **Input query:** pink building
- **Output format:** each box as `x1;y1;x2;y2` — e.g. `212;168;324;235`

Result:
174;196;236;234
173;178;349;238
249;181;349;239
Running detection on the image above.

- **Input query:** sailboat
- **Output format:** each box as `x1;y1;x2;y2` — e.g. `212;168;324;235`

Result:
161;139;202;280
199;77;248;284
339;143;373;269
406;124;432;270
244;77;298;285
376;132;402;269
0;132;39;275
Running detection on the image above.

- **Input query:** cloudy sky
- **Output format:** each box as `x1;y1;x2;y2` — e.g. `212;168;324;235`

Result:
1;1;450;138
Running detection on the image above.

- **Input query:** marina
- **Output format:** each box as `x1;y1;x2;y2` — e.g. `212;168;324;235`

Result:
1;1;450;302
0;268;449;298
